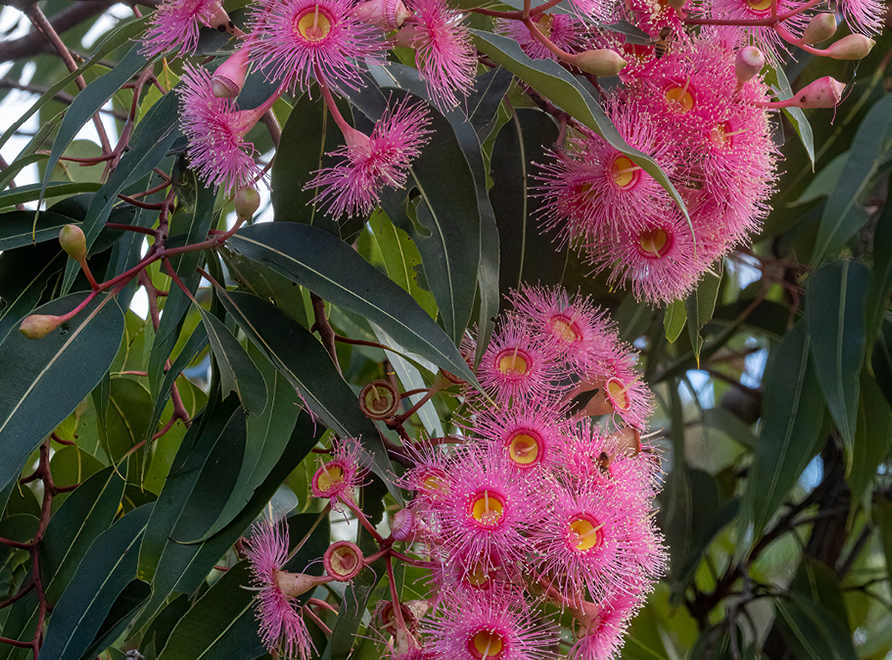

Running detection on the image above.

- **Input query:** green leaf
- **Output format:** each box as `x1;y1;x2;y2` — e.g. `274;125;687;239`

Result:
849;372;892;513
812;95;892;264
61;88;181;294
471;30;688;222
664;299;687;343
774;593;858;660
466;66;514;139
270;91;346;237
789;557;850;631
39;44;150;210
39;504;153;660
806;260;869;462
0;212;79;251
685;264;723;364
41;467;127;604
0;244;66;343
228;222;476;385
739;322;827;546
875;498;892;581
791;151;847;206
213;290;401;503
156;514;329;660
0;181;102;209
183;342;301;543
105;377;155;461
866;181;892;341
198;308;268;417
488;108;566;301
0;292;125;492
368;210;437;318
133;410;323;630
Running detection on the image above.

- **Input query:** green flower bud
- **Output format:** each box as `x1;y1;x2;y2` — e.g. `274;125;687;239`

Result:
20;314;62;340
59;224;86;262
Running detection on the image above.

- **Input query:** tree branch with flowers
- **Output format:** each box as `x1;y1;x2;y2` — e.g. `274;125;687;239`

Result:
0;0;891;657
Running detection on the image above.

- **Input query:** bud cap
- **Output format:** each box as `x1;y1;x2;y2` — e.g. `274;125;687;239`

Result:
20;314;62;340
823;34;875;60
568;49;627;77
800;13;837;45
59;224;87;261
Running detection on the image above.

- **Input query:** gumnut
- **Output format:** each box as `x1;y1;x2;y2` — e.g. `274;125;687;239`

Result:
59;224;87;261
735;46;765;87
359;380;400;420
822;34;875;60
20;314;62;340
800;13;837;45
234;186;261;220
353;0;412;29
567;49;627;76
323;541;364;581
212;47;250;98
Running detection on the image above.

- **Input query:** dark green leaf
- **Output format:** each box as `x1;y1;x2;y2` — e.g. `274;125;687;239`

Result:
41;467;127;604
790;557;849;631
0;182;102;209
774;593;857;660
812;95;892;263
806;260;869;460
228;223;476;385
740;322;827;545
198;308;268;417
39;504;153;660
771;64;815;169
0;212;80;251
866;180;892;341
0;292;124;492
685;264;722;364
849;372;892;512
0;244;66;343
466;66;514;139
664;299;686;343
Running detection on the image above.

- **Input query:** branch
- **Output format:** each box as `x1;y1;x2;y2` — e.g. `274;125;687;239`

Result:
0;1;118;64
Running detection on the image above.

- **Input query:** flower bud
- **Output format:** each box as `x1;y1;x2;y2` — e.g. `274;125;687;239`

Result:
568;49;627;77
822;34;875;60
359;380;400;420
59;224;86;262
735;46;765;87
323;541;363;581
789;76;846;108
203;0;234;32
234;186;261;220
211;47;250;98
354;0;412;29
19;314;62;340
607;425;642;457
391;508;416;542
800;13;837;45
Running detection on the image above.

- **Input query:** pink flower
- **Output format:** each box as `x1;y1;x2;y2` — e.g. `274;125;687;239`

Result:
698;0;811;61
306;98;432;218
424;589;557;660
436;444;539;572
177;64;268;193
530;478;658;604
569;594;641;660
838;0;886;34
249;0;385;93
141;0;232;58
475;317;564;404
311;439;369;509
404;0;476;110
473;404;568;473
507;285;616;369
245;520;317;660
495;14;583;61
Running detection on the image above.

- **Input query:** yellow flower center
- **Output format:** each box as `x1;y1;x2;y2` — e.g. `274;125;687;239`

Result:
466;563;493;588
295;5;333;41
507;432;542;467
709;122;733;149
664;82;696;113
745;0;773;12
497;350;530;377
637;227;671;259
605;376;633;412
315;464;344;494
568;515;604;552
610;155;640;189
469;490;504;528
329;545;359;577
468;629;506;660
550;314;581;343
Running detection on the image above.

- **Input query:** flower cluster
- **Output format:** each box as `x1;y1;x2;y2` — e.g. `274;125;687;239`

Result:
387;285;666;660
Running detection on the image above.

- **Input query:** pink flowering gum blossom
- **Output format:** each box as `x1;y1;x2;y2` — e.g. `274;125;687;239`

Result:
141;0;233;59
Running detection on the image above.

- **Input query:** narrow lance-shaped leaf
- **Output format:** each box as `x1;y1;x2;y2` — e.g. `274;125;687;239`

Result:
0;291;125;492
198;307;268;417
685;265;723;365
739;322;827;548
806;260;869;465
227;222;477;385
